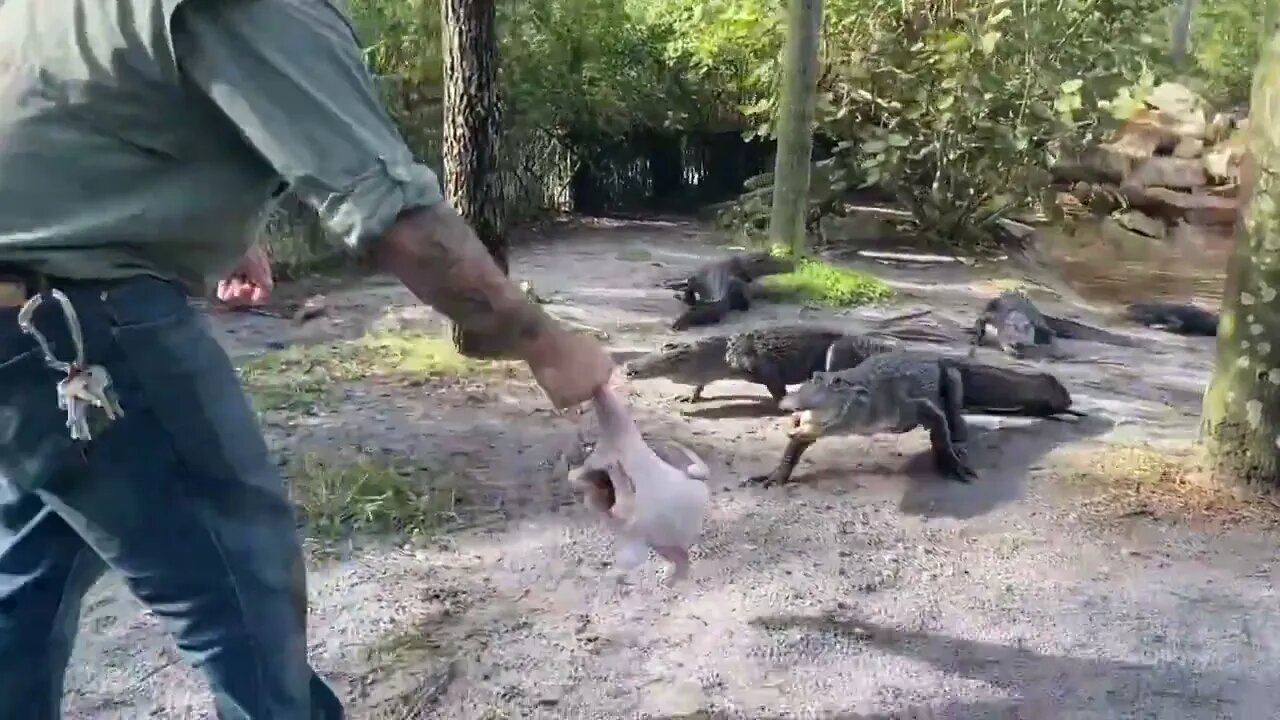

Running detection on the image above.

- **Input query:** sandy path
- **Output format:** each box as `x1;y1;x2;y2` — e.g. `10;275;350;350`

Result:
62;219;1280;718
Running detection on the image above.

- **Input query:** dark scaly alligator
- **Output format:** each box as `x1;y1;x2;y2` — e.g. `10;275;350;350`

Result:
748;351;979;487
623;324;1083;420
972;290;1145;354
1123;300;1219;336
744;350;1086;488
622;325;898;405
970;291;1055;358
662;251;795;330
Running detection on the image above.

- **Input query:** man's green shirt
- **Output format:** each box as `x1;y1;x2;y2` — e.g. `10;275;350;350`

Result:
0;0;444;293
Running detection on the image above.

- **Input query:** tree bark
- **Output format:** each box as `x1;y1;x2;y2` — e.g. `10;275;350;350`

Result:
1199;6;1280;492
767;0;824;255
441;0;506;351
1171;0;1196;71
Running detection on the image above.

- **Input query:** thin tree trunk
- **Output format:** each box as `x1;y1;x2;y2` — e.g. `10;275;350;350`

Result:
1171;0;1196;71
1199;6;1280;492
768;0;824;255
441;0;506;351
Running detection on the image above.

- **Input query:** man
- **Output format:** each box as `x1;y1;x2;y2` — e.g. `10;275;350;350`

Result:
0;0;614;717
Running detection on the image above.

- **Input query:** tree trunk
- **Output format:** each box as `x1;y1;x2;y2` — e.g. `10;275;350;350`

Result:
1171;0;1196;71
441;0;506;350
1199;8;1280;492
768;0;824;254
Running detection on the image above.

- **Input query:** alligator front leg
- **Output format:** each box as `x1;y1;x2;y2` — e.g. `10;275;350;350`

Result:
750;364;790;411
968;316;988;358
746;436;816;487
726;279;751;313
914;398;978;483
939;364;969;446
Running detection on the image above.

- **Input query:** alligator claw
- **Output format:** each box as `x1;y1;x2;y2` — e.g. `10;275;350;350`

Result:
950;463;978;483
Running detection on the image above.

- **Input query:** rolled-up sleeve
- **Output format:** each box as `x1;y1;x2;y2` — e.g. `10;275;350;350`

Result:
172;0;444;254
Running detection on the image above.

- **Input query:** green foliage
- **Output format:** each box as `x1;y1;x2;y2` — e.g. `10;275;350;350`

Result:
708;0;1185;248
761;259;894;307
1179;0;1261;106
639;0;786;132
502;0;687;138
266;0;1259;265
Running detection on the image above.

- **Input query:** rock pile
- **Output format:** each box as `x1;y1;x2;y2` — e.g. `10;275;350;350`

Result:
1052;82;1248;242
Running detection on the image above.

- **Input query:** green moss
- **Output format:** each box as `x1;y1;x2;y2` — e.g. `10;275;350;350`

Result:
761;257;895;307
767;242;794;258
237;330;506;413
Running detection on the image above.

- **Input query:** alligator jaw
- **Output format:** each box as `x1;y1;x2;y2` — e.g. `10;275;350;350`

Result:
786;410;825;440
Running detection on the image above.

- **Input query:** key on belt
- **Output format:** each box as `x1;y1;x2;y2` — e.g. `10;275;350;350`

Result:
16;288;125;442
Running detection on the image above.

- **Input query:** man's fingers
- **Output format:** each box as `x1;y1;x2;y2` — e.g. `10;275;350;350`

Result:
217;277;270;306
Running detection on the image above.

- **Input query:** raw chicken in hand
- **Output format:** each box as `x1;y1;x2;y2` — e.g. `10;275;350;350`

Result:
569;385;711;584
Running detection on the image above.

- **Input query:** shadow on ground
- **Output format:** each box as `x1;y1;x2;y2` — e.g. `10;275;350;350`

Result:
752;411;1115;522
896;412;1115;520
682;399;786;420
751;613;1274;718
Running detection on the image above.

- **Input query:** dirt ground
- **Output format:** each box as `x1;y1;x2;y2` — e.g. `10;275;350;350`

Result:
63;219;1280;719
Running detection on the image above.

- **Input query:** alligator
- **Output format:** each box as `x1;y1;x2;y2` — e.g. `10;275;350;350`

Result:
621;325;898;405
747;351;978;487
663;251;796;330
972;290;1148;352
970;291;1055;358
745;352;1085;488
623;322;1085;418
1124;300;1219;336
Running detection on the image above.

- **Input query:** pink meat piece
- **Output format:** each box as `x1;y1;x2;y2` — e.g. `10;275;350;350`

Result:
569;385;711;584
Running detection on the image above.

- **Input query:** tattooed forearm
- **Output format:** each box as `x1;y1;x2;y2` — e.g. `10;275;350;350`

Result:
374;203;550;359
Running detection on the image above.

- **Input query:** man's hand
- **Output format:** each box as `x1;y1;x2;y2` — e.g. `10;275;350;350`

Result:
522;325;616;410
217;243;274;306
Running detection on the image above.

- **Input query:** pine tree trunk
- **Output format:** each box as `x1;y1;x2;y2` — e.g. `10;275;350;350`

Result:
1199;8;1280;492
1170;0;1196;70
768;0;824;255
441;0;506;351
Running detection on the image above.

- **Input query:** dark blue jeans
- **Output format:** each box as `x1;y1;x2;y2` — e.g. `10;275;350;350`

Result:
0;276;343;719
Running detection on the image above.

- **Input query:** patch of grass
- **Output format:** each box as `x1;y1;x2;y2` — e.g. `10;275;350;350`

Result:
288;452;467;541
1055;442;1280;527
238;330;508;413
761;257;895;307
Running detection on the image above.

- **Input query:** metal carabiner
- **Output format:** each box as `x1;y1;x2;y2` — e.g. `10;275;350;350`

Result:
16;289;87;375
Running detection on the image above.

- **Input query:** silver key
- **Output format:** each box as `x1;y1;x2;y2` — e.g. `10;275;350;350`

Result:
57;366;125;442
17;289;125;442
